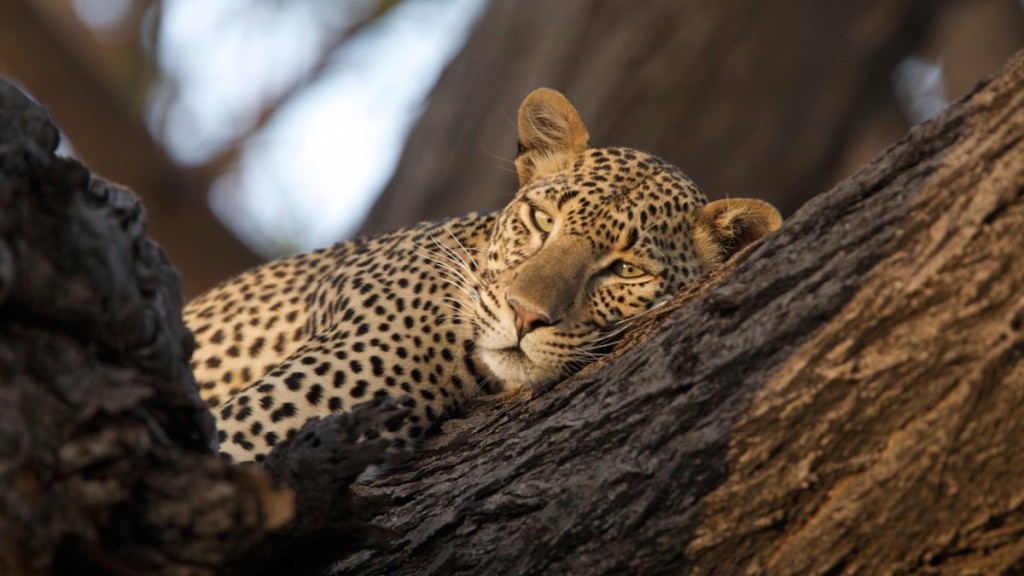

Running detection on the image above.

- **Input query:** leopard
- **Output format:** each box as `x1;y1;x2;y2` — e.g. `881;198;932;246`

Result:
184;88;782;463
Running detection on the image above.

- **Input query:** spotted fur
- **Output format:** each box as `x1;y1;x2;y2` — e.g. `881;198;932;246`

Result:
184;88;781;462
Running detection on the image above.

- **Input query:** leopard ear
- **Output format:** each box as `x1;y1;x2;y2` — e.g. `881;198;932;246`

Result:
693;198;782;266
515;88;590;187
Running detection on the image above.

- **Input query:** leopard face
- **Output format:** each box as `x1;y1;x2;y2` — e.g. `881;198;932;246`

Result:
460;88;782;392
469;149;707;389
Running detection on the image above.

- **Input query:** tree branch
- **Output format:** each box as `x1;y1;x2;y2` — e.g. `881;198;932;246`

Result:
334;47;1024;575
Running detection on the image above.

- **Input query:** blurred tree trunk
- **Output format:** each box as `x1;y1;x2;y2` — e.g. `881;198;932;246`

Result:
359;0;1023;236
338;48;1024;575
0;0;263;297
827;0;1024;181
920;0;1024;98
359;0;945;235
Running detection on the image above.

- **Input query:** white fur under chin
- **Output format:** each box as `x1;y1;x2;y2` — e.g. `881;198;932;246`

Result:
478;346;562;393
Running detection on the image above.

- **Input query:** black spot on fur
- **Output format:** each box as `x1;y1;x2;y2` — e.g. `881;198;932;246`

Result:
351;380;368;398
285;372;305;391
232;431;254;450
371;356;384;377
306;384;324;406
270;402;297;423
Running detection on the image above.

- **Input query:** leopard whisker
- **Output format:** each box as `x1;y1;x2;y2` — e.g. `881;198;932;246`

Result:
417;246;475;291
439;296;476;318
476;142;517;173
442;229;482;268
420;255;482;308
423;249;483;305
432;232;481;283
474;375;493;395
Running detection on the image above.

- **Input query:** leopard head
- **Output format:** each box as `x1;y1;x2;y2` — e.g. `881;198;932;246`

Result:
470;88;781;391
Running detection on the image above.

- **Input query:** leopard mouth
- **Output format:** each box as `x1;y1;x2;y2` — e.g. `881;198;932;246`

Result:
481;345;532;370
477;343;559;391
494;345;527;357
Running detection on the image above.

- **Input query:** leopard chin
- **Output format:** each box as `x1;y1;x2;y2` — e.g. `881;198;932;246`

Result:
477;345;564;392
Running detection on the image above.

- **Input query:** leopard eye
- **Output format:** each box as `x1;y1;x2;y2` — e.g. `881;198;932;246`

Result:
531;208;555;233
610;261;647;278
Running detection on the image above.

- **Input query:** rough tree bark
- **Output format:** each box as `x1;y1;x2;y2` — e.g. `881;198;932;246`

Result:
0;78;417;576
335;49;1024;574
3;39;1023;576
0;78;291;575
359;0;941;236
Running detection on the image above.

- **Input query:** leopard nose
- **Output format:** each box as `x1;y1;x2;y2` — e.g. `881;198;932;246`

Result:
507;297;553;338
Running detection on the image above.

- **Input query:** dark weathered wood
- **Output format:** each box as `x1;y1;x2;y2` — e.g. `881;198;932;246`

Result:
359;0;940;236
0;79;290;576
334;49;1024;575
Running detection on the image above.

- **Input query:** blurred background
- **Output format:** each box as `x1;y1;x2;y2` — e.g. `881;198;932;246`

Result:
0;0;1021;297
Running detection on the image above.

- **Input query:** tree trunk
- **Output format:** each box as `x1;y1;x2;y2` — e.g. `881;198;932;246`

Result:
336;48;1024;575
359;0;941;236
0;79;290;575
0;0;263;297
3;42;1024;576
